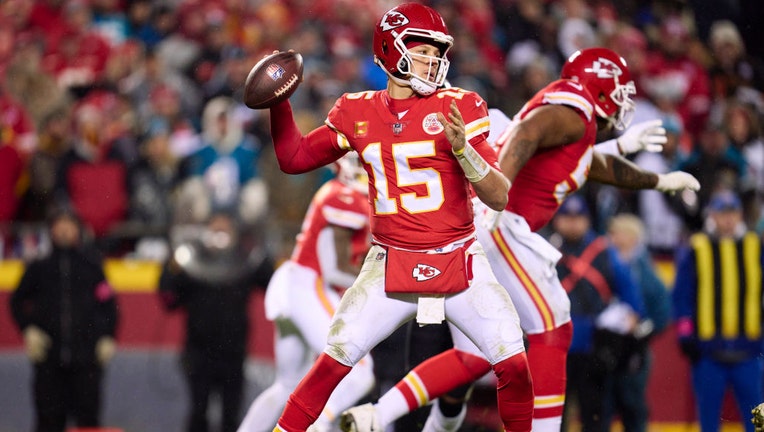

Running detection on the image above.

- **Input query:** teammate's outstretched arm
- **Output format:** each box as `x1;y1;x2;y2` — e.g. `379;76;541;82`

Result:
588;151;700;192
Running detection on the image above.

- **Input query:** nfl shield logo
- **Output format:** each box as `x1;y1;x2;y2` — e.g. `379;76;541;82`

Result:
266;64;285;81
393;122;403;135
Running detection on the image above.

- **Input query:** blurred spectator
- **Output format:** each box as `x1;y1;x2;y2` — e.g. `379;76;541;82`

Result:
145;82;201;159
550;195;645;432
677;121;747;230
102;40;145;94
3;31;70;132
40;0;113;96
0;87;36;156
604;214;671;432
642;15;712;140
707;20;764;100
633;114;692;256
722;102;764;228
122;49;202;141
494;0;550;55
176;96;267;225
672;189;764;432
9;207;118;432
53;94;132;246
125;118;181;244
502;53;555;116
158;211;273;432
18;107;72;223
90;0;129;47
27;0;68;47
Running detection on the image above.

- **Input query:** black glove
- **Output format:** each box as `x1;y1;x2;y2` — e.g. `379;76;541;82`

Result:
679;337;701;363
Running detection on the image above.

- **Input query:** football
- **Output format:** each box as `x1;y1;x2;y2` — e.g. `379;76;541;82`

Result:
243;51;304;109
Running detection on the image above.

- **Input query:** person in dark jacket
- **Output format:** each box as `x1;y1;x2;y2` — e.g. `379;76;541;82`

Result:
551;195;645;432
10;207;119;432
159;211;273;432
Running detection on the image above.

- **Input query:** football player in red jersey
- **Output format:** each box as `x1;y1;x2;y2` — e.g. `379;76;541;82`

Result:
266;3;533;432
237;153;375;432
343;47;701;432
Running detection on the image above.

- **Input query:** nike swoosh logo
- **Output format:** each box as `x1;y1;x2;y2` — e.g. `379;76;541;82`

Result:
475;100;484;107
567;82;583;91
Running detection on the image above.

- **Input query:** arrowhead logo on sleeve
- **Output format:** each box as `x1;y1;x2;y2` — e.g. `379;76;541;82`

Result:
413;264;442;281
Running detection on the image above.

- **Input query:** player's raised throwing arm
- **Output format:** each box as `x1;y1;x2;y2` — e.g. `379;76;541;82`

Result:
269;100;346;174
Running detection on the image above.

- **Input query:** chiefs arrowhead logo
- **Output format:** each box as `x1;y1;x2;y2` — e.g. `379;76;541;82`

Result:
412;264;442;282
584;57;623;79
380;10;409;32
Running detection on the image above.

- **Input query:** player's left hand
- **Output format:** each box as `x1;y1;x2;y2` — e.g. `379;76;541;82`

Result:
655;171;700;193
438;100;466;153
617;119;667;155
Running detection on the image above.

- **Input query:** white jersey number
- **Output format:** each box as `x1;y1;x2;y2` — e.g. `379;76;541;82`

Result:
362;141;445;215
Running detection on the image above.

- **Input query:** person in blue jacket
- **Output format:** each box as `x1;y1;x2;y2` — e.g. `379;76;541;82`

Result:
606;213;671;432
673;189;764;432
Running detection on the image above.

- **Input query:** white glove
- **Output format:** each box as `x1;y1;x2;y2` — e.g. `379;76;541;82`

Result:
617;119;667;155
655;171;701;193
23;325;51;363
96;336;117;365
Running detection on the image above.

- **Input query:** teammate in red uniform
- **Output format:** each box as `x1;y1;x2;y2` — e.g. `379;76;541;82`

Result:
341;47;701;432
237;153;375;432
267;3;533;432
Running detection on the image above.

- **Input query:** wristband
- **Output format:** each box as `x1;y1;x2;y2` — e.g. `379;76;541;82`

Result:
453;144;491;183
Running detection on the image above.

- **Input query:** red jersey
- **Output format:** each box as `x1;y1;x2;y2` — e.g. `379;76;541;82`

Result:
326;87;495;250
497;79;598;232
291;179;370;275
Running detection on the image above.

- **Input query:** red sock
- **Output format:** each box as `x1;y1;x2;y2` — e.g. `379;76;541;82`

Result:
393;348;491;410
493;352;534;432
527;321;573;420
276;353;351;431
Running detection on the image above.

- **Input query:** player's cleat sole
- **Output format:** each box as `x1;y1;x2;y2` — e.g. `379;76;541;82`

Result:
339;403;381;432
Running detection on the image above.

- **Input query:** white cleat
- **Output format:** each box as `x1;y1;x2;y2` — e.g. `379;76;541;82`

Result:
339;403;381;432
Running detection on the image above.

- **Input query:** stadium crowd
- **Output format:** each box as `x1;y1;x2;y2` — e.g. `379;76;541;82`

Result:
0;0;762;261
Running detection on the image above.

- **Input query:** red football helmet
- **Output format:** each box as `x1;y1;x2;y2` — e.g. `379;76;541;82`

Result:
373;3;453;95
561;47;636;130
